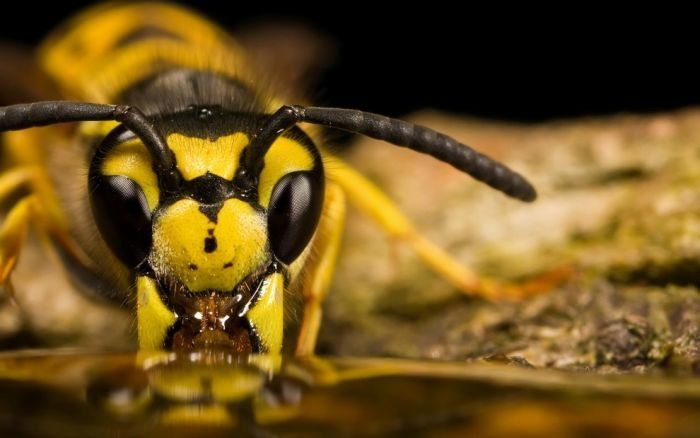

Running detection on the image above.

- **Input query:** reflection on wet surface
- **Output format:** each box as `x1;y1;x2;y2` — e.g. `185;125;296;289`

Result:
0;350;699;437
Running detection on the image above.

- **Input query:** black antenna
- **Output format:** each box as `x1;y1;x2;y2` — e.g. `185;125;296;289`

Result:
0;101;179;189
240;105;536;202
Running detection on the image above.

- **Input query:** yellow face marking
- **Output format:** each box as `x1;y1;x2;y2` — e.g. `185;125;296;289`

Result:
150;198;267;292
258;137;315;208
167;133;249;181
137;276;177;350
102;139;160;211
245;273;285;354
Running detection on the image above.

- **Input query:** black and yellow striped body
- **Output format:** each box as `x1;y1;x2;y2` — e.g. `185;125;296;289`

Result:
0;1;544;359
35;3;323;353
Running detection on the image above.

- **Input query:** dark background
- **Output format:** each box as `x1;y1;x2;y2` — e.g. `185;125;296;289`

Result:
0;2;695;122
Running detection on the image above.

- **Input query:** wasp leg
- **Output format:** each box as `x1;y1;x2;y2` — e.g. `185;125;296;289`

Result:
295;182;346;355
0;191;76;295
0;163;65;225
0;169;37;291
0;167;95;291
0;167;35;202
0;195;37;292
324;155;568;301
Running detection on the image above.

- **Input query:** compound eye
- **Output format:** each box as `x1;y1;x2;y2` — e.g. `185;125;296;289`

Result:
267;171;324;264
89;175;152;268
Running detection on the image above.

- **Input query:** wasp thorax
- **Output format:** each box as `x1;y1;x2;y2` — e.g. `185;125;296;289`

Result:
149;198;268;293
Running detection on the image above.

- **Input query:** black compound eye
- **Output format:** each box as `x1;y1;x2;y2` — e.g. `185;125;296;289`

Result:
89;175;152;269
268;171;324;264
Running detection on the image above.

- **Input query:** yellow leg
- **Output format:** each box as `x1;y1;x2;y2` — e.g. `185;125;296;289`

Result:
0;195;37;291
0;168;49;298
295;182;347;355
0;167;91;293
0;166;66;230
0;166;95;273
324;154;569;301
0;167;37;203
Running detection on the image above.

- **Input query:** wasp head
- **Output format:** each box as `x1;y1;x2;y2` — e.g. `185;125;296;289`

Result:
87;108;324;353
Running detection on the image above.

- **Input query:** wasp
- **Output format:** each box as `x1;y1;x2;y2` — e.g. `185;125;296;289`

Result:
0;3;539;355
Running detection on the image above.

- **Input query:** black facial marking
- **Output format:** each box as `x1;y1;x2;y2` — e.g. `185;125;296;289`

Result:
204;236;217;253
188;263;198;271
207;229;214;236
223;262;233;269
198;203;222;223
197;172;231;200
